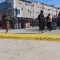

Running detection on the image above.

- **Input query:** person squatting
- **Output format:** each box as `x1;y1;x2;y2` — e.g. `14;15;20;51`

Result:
37;10;60;33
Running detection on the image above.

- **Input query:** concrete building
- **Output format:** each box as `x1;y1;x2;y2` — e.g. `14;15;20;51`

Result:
0;0;14;20
0;0;60;20
56;8;60;16
42;4;53;17
51;5;57;17
32;2;43;19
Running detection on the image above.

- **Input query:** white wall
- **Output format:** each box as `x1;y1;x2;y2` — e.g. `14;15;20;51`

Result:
33;2;43;19
57;9;60;16
43;4;52;17
5;0;60;18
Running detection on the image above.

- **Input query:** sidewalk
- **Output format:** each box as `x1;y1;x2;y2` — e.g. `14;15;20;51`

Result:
0;27;60;34
0;27;39;34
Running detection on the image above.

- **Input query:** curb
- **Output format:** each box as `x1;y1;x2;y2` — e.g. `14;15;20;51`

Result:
0;34;60;42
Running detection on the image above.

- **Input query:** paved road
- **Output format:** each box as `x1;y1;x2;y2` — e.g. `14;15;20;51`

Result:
0;39;60;60
0;27;60;34
0;27;60;60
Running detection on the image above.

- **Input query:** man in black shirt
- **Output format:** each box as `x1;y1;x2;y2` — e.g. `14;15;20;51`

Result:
38;10;45;33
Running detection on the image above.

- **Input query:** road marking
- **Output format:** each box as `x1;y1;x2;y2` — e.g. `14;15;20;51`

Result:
0;34;60;42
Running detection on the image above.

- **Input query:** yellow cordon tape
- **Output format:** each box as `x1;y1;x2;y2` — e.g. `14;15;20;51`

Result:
0;34;60;42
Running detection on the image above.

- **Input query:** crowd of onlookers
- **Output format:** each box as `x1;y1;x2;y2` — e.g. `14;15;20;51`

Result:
37;10;60;33
1;14;32;33
1;15;34;30
0;11;60;33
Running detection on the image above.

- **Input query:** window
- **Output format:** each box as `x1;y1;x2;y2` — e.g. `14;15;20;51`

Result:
25;3;28;5
21;8;23;10
38;12;39;14
46;9;47;10
42;8;44;9
35;12;37;13
28;9;30;12
16;9;20;15
30;11;31;15
48;9;50;11
40;7;41;9
19;2;21;4
8;3;12;8
38;7;39;8
31;4;34;6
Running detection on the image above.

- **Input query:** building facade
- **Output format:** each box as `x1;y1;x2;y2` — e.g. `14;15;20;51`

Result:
0;0;60;20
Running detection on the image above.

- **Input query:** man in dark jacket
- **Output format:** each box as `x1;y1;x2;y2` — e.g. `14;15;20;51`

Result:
38;10;45;33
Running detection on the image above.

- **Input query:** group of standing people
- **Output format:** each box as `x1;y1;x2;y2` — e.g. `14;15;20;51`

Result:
2;11;60;34
37;10;60;33
2;14;19;33
2;14;28;33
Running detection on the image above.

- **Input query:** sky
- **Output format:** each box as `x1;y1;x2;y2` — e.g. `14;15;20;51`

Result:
0;0;5;2
27;0;60;7
0;0;60;7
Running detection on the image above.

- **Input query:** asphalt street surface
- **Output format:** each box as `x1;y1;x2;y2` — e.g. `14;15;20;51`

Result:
0;39;60;60
0;27;60;60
